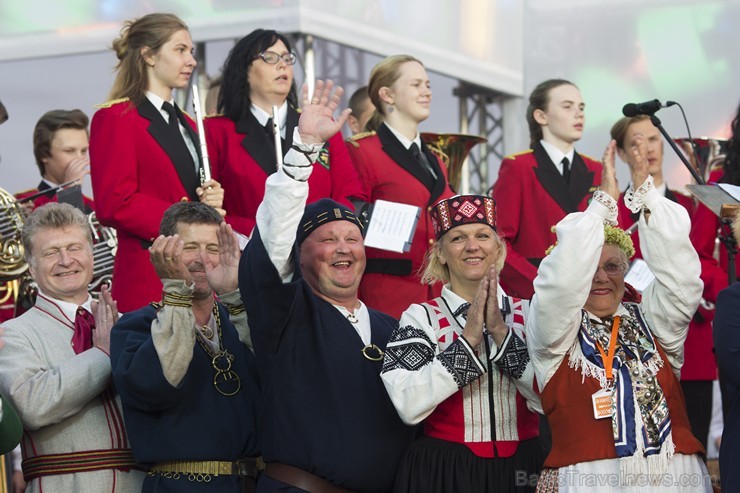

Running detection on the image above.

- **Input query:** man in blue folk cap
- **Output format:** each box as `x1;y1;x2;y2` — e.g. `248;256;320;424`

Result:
239;80;415;493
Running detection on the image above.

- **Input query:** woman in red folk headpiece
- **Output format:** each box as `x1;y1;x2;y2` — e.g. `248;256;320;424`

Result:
380;194;544;493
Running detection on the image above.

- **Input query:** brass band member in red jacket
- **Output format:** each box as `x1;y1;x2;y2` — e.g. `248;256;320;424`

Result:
90;13;224;312
491;79;602;300
346;55;455;319
205;29;366;237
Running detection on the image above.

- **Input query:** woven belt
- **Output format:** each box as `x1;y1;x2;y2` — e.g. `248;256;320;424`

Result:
23;448;138;482
265;463;356;493
149;457;263;480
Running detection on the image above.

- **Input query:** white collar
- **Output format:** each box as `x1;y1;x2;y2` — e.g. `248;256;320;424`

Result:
37;289;93;322
384;122;421;150
251;101;288;134
146;91;173;111
540;139;575;167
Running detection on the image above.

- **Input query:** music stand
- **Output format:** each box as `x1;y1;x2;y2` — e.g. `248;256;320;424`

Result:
687;184;740;284
687;183;739;425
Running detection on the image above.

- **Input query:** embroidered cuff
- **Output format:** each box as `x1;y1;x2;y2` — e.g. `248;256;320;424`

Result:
286;128;323;162
216;289;245;315
494;331;530;380
381;326;435;374
437;337;485;389
624;175;655;214
592;190;618;226
162;279;194;307
489;328;512;362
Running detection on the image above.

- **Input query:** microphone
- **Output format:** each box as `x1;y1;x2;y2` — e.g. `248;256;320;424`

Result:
622;99;676;117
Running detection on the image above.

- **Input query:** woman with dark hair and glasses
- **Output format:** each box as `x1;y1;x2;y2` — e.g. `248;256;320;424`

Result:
528;137;709;492
204;29;366;237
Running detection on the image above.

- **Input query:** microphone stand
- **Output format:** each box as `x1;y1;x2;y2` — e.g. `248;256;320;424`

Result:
649;114;705;185
719;218;737;285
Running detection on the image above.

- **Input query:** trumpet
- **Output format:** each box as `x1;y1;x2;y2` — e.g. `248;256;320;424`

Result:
420;133;486;193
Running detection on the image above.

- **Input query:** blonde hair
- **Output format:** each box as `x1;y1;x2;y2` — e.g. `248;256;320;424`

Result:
365;54;423;130
22;203;92;266
109;13;189;104
421;230;507;285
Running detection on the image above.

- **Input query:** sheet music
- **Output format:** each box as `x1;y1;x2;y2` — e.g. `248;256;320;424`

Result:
625;258;655;293
718;183;740;202
364;200;421;253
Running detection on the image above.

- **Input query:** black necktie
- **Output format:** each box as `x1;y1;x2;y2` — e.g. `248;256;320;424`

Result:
162;101;181;134
410;143;437;180
162;101;196;172
561;156;570;184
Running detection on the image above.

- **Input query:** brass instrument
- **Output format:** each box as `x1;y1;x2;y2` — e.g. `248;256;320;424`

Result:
0;187;28;281
88;212;117;293
674;137;727;183
421;133;487;193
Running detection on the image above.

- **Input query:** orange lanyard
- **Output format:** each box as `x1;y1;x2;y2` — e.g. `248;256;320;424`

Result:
595;316;621;382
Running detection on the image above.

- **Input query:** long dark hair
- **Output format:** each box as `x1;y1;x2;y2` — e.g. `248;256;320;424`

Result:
526;78;576;148
721;102;740;185
218;29;298;121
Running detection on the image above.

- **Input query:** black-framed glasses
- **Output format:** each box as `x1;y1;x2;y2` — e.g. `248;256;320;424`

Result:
595;262;629;277
257;51;297;65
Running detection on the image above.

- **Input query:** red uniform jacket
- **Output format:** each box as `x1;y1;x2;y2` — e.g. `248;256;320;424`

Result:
204;108;367;236
90;98;202;312
491;143;601;299
346;124;455;319
686;169;733;380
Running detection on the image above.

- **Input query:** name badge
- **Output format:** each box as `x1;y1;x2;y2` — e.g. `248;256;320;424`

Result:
592;388;614;420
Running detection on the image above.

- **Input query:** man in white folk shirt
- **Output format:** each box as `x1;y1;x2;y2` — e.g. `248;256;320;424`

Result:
0;202;143;492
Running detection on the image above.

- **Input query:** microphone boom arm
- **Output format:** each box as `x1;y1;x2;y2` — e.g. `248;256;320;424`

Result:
649;114;705;185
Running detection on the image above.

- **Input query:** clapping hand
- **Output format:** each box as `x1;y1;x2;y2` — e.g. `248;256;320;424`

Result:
600;139;620;201
92;284;117;354
629;133;650;189
205;222;240;295
149;234;191;284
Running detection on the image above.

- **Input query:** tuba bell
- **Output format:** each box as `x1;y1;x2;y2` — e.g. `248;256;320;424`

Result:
421;133;487;193
674;137;728;183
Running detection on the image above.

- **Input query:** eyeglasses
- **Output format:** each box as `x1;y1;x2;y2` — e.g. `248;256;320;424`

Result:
595;262;629;277
256;51;297;65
